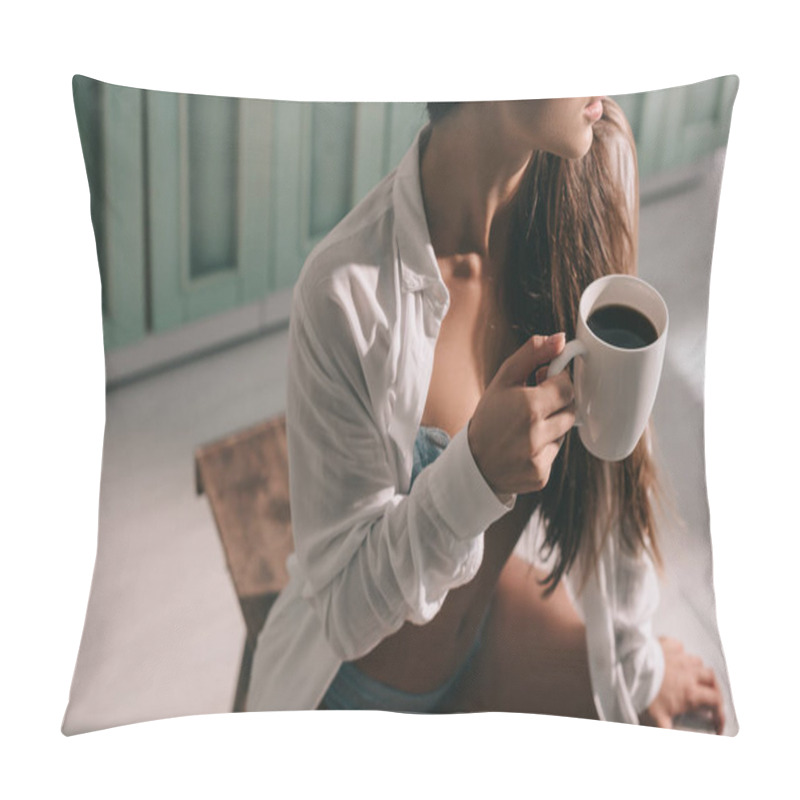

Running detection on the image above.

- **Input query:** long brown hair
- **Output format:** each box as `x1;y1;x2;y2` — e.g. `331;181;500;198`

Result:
427;99;663;596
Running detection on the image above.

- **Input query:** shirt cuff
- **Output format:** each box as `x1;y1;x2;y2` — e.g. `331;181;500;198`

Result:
425;424;516;541
631;635;666;715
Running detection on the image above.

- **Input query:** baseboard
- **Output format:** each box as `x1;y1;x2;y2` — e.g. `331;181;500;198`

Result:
105;287;292;391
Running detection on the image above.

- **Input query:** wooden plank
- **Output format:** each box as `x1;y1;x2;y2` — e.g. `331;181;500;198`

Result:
306;102;356;243
239;97;273;303
104;287;290;388
101;80;147;348
72;76;109;316
146;88;183;333
194;416;294;636
195;414;293;710
186;94;239;282
149;90;244;331
352;102;387;205
637;85;670;179
718;75;739;146
180;94;243;323
272;101;305;291
385;102;426;171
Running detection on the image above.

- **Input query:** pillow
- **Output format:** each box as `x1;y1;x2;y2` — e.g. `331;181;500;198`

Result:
63;74;739;735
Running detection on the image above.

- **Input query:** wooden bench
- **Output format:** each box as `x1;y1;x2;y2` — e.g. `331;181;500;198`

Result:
194;414;294;712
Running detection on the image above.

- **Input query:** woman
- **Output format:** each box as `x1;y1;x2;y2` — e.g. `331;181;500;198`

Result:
247;96;726;732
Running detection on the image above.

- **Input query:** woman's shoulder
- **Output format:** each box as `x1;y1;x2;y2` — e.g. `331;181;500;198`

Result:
297;169;399;294
290;167;405;355
290;174;406;357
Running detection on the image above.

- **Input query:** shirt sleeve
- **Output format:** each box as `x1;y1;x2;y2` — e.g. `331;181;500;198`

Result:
611;541;665;714
565;529;664;721
286;279;514;662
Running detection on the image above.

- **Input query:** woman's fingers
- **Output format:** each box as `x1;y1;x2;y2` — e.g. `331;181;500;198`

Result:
660;636;683;654
690;684;721;709
495;334;566;387
535;406;576;449
522;442;561;492
692;703;725;735
654;638;727;735
716;703;726;735
689;684;724;722
652;710;674;729
694;668;725;734
697;666;717;687
526;372;574;419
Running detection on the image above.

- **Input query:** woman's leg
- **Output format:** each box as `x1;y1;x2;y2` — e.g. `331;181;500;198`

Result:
444;554;598;720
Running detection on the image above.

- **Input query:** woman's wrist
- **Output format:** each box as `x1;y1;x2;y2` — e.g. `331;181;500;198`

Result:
426;425;516;541
467;418;514;505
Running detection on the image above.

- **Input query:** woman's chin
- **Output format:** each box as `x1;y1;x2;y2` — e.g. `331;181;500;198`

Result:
542;128;595;160
559;141;593;161
568;131;596;160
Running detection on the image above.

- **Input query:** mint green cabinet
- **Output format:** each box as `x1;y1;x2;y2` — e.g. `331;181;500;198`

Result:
613;75;738;178
74;78;148;350
271;101;426;292
73;76;736;361
145;89;274;332
144;95;425;311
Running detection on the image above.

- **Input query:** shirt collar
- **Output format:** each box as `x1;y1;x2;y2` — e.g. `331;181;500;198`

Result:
392;126;450;310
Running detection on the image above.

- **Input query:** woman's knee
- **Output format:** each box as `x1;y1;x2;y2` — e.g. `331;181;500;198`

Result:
447;556;597;718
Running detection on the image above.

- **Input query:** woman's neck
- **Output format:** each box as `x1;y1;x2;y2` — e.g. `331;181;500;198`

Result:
419;107;532;270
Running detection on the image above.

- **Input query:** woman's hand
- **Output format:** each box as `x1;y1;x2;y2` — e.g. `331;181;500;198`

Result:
639;636;726;734
468;333;575;497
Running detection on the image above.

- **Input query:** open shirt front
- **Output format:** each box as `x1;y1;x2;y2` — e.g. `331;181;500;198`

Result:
246;126;663;722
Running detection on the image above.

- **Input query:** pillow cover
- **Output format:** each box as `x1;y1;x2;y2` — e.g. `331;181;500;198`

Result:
63;74;739;735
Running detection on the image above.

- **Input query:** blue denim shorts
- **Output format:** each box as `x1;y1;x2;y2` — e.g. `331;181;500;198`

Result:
321;615;485;713
321;426;484;713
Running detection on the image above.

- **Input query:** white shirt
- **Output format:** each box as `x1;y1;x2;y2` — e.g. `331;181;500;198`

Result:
247;127;664;721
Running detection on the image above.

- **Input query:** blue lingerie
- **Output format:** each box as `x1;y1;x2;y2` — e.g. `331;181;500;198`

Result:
320;425;486;712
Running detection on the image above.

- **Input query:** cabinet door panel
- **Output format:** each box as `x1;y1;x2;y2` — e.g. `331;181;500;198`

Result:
100;81;147;348
273;101;424;292
308;102;357;240
186;94;239;280
83;80;736;357
613;75;738;180
148;92;273;331
385;103;427;171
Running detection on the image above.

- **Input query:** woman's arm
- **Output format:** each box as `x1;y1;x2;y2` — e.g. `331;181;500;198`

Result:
640;637;726;734
288;270;574;663
566;521;726;732
564;527;665;723
608;536;666;715
286;279;514;662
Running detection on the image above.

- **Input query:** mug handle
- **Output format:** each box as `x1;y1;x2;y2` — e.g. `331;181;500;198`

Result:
546;339;587;427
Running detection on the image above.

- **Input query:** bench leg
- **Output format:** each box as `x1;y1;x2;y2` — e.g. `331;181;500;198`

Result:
233;634;257;713
233;593;280;712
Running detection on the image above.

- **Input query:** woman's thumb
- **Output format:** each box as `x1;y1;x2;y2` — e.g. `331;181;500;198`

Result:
656;712;674;729
496;333;566;386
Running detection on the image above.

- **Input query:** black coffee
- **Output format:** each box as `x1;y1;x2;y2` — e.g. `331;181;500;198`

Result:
587;304;658;349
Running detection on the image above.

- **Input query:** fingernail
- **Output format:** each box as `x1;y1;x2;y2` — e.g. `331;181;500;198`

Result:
548;333;565;344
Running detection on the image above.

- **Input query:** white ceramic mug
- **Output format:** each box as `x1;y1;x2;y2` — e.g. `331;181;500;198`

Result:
546;274;668;462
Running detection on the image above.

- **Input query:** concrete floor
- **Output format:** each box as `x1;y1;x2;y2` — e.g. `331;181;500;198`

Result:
61;147;737;736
